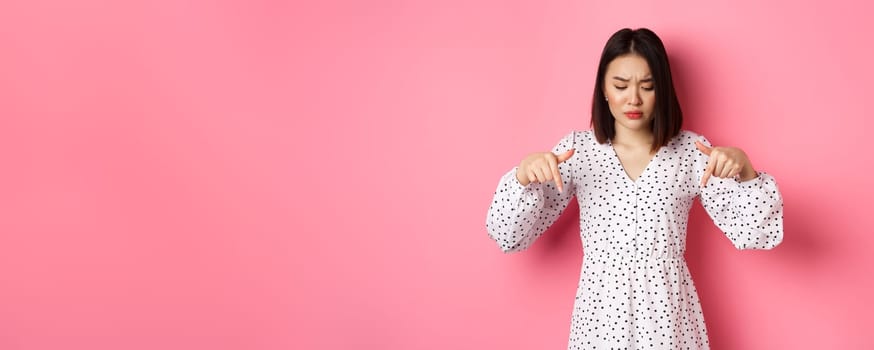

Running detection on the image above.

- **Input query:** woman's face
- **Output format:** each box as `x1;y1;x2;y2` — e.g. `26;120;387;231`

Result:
603;54;656;133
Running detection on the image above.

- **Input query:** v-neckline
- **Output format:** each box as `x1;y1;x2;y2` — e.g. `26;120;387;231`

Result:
607;140;662;184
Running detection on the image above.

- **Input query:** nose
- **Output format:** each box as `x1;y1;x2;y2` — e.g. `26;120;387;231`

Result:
629;89;643;106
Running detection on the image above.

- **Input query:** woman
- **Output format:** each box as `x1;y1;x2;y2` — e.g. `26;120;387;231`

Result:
485;28;783;349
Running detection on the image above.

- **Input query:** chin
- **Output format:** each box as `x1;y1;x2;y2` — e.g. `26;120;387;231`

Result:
617;119;652;130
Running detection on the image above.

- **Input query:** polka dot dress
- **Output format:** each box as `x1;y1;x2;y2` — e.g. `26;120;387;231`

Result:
486;130;784;349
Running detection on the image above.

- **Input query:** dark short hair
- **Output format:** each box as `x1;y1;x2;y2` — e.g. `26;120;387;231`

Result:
591;28;682;152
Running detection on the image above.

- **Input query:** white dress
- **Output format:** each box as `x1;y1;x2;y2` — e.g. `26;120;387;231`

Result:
486;130;783;349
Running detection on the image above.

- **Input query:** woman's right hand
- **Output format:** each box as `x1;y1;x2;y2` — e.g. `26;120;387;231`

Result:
516;149;575;192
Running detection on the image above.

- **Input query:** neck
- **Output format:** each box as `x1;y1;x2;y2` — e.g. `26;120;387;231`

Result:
612;122;654;147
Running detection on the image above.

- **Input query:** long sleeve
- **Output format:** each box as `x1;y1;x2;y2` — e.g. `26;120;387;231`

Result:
485;131;577;253
695;136;784;250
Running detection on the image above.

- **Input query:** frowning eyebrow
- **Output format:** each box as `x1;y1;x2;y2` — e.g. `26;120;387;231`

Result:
612;76;653;82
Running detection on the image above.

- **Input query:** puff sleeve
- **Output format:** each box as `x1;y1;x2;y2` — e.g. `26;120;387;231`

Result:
485;132;578;253
696;136;784;250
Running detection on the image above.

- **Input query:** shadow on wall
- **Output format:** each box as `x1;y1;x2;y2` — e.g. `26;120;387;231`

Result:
771;180;835;265
524;197;582;267
684;179;830;348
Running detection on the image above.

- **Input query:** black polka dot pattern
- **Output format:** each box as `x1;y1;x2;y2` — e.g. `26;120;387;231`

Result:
486;130;784;349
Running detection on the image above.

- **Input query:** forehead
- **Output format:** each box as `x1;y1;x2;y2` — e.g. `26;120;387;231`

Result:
605;54;651;78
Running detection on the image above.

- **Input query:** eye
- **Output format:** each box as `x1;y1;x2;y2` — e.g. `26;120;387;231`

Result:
642;86;654;91
614;85;628;90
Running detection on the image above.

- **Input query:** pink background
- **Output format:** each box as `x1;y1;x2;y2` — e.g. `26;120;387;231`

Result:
1;0;872;349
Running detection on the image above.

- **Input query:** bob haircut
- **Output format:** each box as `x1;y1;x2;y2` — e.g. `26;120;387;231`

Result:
591;28;682;152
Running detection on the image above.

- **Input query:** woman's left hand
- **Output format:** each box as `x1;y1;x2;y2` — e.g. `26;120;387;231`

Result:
695;140;758;187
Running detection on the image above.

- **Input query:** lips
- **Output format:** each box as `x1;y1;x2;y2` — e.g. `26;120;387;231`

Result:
625;111;643;120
